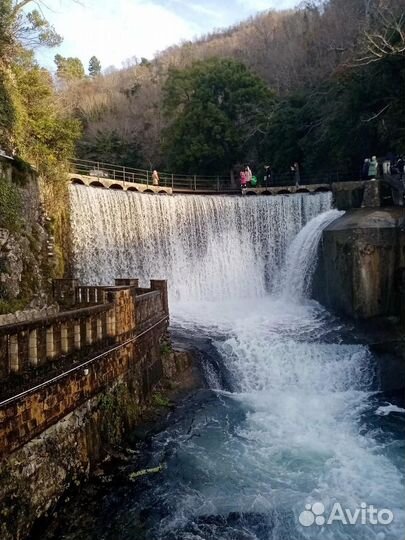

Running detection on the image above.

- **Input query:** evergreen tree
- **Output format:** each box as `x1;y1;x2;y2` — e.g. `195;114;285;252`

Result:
163;58;274;175
54;54;85;82
88;55;101;77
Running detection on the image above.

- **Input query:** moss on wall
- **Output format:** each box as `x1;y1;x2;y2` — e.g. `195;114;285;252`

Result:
99;383;139;446
0;176;22;232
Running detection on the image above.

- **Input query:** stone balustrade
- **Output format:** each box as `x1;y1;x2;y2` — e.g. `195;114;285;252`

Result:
0;278;169;381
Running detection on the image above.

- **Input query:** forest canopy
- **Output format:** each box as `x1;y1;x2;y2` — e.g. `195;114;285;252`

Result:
1;0;405;178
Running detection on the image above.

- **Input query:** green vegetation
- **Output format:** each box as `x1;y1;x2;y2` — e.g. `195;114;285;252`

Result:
99;384;138;446
152;392;171;408
88;55;102;78
77;129;142;168
160;342;172;356
163;58;274;175
0;176;21;232
0;1;81;293
54;54;85;82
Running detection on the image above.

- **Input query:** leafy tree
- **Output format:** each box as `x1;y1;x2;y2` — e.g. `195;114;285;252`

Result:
88;55;101;77
77;130;142;168
163;58;274;175
54;54;85;82
0;0;63;150
0;0;62;53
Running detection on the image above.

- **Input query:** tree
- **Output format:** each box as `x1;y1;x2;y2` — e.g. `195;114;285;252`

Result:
88;55;101;77
55;54;85;82
77;130;141;168
163;58;274;174
0;0;62;63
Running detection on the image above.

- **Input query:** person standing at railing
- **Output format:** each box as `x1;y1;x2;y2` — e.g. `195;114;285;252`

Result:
368;156;378;180
361;158;370;180
240;170;247;190
291;162;300;186
264;165;272;187
152;170;160;186
245;165;252;186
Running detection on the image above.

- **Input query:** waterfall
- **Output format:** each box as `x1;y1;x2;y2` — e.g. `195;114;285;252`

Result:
50;187;405;540
69;186;332;301
281;209;344;300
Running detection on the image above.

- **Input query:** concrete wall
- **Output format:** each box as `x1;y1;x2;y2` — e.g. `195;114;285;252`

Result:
0;278;192;540
313;208;405;319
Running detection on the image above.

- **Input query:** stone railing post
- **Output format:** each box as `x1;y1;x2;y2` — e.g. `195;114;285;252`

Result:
9;334;19;373
29;329;38;367
150;280;169;316
106;288;136;340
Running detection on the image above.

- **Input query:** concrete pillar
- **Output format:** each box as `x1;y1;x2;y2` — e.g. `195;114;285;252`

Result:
28;329;38;367
61;323;69;354
86;318;93;345
151;280;169;316
74;322;81;349
46;326;55;359
9;335;19;373
97;317;103;340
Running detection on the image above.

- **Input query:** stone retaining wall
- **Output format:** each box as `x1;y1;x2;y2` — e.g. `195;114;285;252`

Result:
0;277;187;540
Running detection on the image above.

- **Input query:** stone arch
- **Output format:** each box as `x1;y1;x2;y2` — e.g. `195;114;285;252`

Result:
109;184;124;190
89;181;105;188
71;178;85;185
276;189;290;195
262;190;272;196
245;191;257;196
315;186;330;192
296;188;310;193
144;189;155;194
127;186;139;192
158;190;168;195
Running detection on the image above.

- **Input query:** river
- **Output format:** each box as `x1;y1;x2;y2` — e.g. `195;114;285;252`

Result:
38;187;405;540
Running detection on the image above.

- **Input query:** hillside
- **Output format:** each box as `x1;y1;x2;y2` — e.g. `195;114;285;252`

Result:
61;0;405;176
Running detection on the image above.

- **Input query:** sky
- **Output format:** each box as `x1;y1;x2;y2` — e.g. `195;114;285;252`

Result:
35;0;297;72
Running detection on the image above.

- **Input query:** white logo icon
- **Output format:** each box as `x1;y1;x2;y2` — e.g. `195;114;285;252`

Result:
299;501;394;527
299;502;325;527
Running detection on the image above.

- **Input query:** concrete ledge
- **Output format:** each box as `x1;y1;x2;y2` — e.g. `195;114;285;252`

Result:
68;173;173;195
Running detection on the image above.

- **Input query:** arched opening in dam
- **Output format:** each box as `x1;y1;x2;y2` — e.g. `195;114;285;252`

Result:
50;186;404;540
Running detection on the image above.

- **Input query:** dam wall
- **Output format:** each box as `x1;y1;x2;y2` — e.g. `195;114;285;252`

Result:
313;208;405;320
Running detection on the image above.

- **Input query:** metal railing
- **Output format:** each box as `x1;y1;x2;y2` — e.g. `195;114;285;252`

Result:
69;158;360;192
69;159;234;192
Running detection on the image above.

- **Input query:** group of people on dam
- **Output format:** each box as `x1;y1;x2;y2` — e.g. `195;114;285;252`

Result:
240;162;301;190
362;154;405;182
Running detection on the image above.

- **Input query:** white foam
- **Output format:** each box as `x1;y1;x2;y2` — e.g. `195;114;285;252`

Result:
375;403;405;416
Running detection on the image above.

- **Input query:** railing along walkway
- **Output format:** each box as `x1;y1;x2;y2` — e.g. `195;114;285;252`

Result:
69;158;356;193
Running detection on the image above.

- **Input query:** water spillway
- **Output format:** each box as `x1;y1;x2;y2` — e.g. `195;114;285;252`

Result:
62;186;404;540
70;186;332;300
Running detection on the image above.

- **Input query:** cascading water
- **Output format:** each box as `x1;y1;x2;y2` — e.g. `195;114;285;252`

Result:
281;208;344;300
69;185;332;300
45;187;404;540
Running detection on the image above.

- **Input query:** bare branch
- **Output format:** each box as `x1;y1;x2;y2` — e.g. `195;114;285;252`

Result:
361;104;391;123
